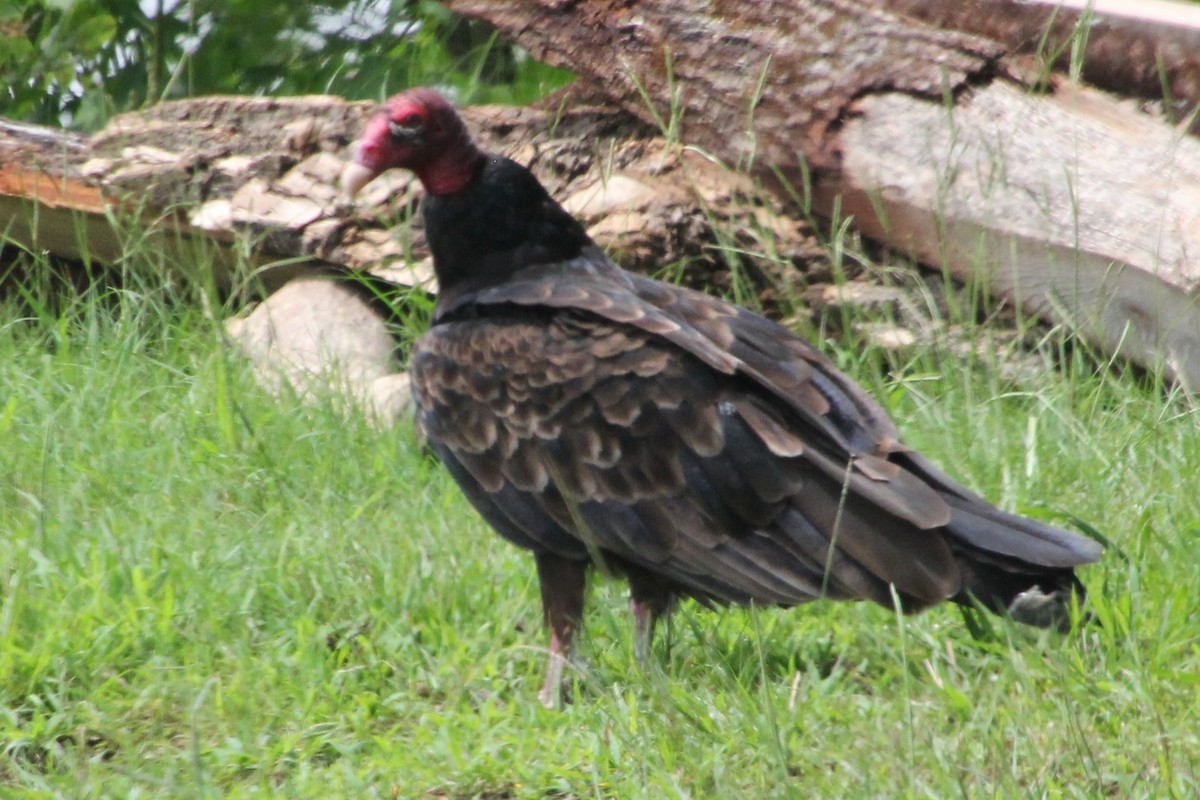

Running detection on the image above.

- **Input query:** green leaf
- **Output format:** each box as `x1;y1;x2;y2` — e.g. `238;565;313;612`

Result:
69;10;116;54
0;35;36;68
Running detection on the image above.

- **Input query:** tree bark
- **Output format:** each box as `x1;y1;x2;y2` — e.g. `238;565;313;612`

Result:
876;0;1200;115
446;0;1200;389
7;1;1200;386
447;0;1005;171
1;95;817;300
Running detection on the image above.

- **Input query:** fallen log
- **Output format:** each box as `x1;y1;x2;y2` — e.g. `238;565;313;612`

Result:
6;0;1200;388
877;0;1200;116
446;0;1200;388
1;95;815;301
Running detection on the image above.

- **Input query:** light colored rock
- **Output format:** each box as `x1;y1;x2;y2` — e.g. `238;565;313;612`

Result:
588;210;650;239
366;373;416;430
562;175;654;220
190;199;234;230
224;276;402;416
119;144;182;164
818;283;908;310
211;154;259;180
275;152;344;204
79;157;116;178
347;165;413;210
230;178;324;227
367;256;436;290
856;321;917;351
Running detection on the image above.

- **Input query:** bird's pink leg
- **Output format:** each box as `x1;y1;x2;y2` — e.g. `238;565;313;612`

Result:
538;627;571;709
534;553;588;709
630;596;658;667
627;567;674;669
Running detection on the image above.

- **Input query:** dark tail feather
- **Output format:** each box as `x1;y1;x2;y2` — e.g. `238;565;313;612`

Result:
953;560;1086;630
942;502;1102;630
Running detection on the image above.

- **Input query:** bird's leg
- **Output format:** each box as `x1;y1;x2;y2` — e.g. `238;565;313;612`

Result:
629;596;659;667
539;627;570;710
534;552;588;709
626;568;674;669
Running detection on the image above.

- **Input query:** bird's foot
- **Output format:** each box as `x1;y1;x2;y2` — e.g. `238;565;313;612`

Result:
537;629;571;709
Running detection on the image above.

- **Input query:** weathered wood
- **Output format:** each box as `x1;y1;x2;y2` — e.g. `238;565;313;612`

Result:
446;0;1004;171
0;105;347;293
821;81;1200;386
877;0;1200;115
3;95;819;302
446;0;1200;388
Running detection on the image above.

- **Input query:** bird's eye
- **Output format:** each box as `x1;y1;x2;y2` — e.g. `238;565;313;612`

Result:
388;113;425;139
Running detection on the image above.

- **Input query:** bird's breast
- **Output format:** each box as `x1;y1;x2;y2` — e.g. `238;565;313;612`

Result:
410;313;707;502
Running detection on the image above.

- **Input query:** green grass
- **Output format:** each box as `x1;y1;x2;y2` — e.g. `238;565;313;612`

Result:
2;247;1199;799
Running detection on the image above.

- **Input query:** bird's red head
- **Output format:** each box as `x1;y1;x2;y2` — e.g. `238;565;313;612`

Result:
341;88;481;197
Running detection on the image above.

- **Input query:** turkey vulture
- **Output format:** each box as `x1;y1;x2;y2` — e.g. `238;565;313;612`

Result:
342;88;1102;707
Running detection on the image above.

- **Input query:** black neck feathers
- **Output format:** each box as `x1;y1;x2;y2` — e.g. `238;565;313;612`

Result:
422;156;590;311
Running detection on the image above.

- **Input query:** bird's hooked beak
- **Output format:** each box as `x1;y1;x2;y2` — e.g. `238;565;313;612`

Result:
340;157;379;199
340;112;393;198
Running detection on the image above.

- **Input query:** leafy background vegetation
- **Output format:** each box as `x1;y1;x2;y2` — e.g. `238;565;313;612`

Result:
1;0;572;128
3;2;1200;798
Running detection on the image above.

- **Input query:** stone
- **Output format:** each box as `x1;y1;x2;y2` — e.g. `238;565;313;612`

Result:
857;321;918;351
366;373;417;431
224;275;403;416
816;282;908;311
562;174;654;219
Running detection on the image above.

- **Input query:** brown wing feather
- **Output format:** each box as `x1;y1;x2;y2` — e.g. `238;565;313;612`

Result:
417;245;1100;617
414;299;966;610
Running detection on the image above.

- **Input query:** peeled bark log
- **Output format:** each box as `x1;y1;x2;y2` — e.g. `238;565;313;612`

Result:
824;81;1200;387
446;0;1200;389
7;0;1200;387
